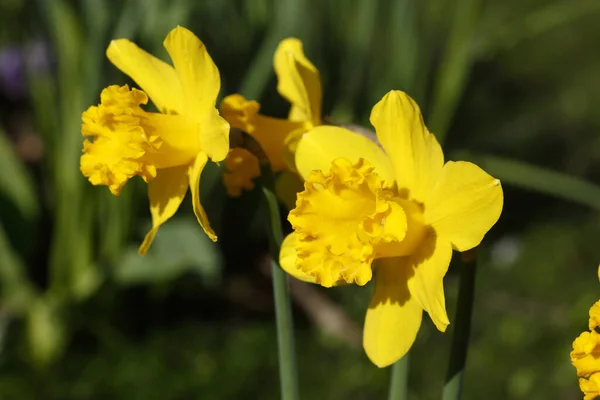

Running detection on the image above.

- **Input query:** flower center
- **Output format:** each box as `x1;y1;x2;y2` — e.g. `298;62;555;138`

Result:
81;85;199;195
288;158;408;287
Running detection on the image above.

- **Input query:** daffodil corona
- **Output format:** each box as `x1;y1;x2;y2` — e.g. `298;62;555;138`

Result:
279;90;503;367
220;38;322;196
80;26;229;254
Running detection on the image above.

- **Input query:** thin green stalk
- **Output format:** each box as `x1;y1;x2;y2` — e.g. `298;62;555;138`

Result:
231;129;299;400
442;252;477;400
388;353;410;400
263;185;299;400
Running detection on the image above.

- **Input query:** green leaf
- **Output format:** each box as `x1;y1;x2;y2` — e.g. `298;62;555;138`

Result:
454;152;600;212
0;129;38;219
26;296;65;368
113;218;222;286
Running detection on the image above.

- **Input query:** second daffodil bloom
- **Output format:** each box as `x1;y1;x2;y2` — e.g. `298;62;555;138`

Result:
80;26;229;254
220;38;322;196
279;90;503;367
571;268;600;400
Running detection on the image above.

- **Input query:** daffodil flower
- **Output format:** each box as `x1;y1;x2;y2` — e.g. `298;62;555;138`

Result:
571;271;600;399
220;37;321;196
279;90;503;367
80;26;229;254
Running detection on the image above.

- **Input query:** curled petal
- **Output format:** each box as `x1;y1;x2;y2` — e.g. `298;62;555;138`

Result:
279;233;318;283
274;38;322;126
189;152;217;241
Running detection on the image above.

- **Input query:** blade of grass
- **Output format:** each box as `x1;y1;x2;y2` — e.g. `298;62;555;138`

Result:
427;0;482;144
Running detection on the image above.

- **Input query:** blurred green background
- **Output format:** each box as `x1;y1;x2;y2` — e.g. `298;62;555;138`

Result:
1;0;599;398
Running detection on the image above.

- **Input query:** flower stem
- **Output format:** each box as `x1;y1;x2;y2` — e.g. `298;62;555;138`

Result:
388;353;410;400
231;128;299;400
442;251;477;400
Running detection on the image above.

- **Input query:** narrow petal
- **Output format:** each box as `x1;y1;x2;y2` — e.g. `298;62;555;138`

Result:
107;39;184;115
164;26;220;121
370;90;444;203
425;161;503;252
199;107;230;163
279;233;318;283
139;166;189;255
189;152;217;241
295;126;395;187
406;229;452;331
274;38;322;126
364;258;423;368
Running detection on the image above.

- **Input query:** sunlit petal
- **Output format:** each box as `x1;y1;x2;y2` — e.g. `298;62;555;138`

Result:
274;38;322;126
107;39;184;115
199;107;230;163
425;161;503;252
138;166;189;255
370;90;444;203
294;126;395;187
364;258;423;368
189;152;217;241
164;26;220;121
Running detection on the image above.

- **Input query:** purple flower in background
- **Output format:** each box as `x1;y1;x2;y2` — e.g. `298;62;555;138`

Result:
0;41;53;101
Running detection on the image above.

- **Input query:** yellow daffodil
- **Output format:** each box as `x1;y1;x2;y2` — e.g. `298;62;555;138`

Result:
80;26;229;254
220;37;322;196
279;90;503;367
571;269;600;399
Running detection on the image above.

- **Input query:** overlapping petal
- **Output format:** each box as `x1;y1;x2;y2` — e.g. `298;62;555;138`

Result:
364;258;423;368
370;90;444;203
139;166;189;255
294;126;395;187
279;233;318;283
274;38;322;126
106;39;184;115
424;161;503;252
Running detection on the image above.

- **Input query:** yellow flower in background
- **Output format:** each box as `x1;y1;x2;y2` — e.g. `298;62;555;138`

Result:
220;38;322;196
80;26;229;254
571;277;600;399
279;90;503;367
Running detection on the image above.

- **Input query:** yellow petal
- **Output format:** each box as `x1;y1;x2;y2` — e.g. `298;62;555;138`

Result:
274;38;322;126
425;161;503;252
106;39;184;115
163;26;220;121
189;152;217;241
294;126;395;187
364;258;423;368
199;107;230;163
139;165;189;255
406;230;452;331
279;233;318;283
370;90;444;203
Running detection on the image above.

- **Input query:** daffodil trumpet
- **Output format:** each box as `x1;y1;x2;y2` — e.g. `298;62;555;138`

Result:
279;90;504;368
80;26;230;255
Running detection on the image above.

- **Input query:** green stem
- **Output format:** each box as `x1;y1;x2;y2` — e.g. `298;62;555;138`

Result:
442;252;477;400
388;353;410;400
263;185;299;400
